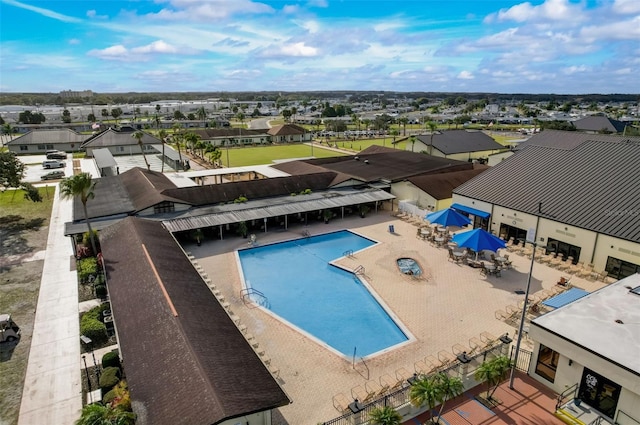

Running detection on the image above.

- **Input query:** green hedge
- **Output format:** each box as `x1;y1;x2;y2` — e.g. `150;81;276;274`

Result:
95;284;107;299
102;351;121;370
78;257;98;283
99;366;121;392
80;317;107;345
102;388;117;404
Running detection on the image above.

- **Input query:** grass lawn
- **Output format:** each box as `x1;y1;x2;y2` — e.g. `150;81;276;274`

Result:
223;144;347;167
0;187;55;425
328;138;407;152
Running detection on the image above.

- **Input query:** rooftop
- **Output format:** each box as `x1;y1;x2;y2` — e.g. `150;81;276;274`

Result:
532;274;640;376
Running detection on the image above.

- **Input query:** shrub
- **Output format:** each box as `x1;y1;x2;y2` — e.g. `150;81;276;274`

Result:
78;257;98;283
99;366;121;392
80;317;107;345
103;388;117;404
95;284;107;299
102;351;121;370
82;230;100;252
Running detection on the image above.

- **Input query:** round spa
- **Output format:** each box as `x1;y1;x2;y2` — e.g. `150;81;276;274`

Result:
397;257;422;276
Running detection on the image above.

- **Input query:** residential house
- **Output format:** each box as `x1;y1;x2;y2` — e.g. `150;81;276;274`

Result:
412;130;507;161
81;127;162;157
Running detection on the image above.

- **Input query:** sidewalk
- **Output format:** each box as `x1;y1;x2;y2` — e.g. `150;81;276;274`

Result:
18;186;82;425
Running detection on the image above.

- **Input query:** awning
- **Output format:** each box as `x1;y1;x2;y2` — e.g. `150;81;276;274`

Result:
451;203;490;219
542;287;590;309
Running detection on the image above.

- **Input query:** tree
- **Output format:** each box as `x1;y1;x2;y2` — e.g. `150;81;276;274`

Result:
62;109;72;123
187;113;196;121
410;375;442;424
110;107;123;124
87;113;96;122
436;374;464;422
409;135;416;152
398;117;409;136
0;152;42;202
368;405;402;425
101;109;109;119
172;123;184;168
75;403;136;425
132;131;151;171
282;109;292;122
158;129;168;172
60;173;98;256
474;355;512;401
196;106;207;126
173;110;186;120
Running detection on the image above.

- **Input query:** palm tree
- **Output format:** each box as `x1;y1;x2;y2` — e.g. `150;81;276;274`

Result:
172;123;184;169
132;131;150;171
410;375;442;424
409;135;416;152
474;355;512;401
196;106;207;127
399;117;409;136
427;121;438;155
368;405;402;425
435;374;464;423
60;173;98;256
158;129;168;172
75;403;136;425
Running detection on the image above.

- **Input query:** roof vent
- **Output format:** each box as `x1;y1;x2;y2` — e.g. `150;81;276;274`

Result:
354;156;360;161
615;319;624;324
630;286;640;296
364;159;369;164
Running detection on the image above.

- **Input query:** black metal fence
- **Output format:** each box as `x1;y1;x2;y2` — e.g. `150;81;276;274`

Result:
510;345;532;372
321;344;513;425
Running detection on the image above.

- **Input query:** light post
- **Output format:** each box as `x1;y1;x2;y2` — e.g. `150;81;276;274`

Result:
82;355;92;396
509;236;536;389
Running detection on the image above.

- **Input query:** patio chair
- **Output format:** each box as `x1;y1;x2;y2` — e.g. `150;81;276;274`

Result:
395;367;412;383
577;263;594;278
502;254;513;269
469;337;484;353
379;374;398;392
332;393;351;413
495;309;509;321
452;343;468;356
365;380;384;396
438;350;456;367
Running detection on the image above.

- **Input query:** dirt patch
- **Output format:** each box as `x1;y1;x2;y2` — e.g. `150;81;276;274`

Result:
0;189;53;425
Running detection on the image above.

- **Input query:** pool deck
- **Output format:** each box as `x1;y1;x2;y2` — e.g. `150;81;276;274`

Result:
188;212;608;425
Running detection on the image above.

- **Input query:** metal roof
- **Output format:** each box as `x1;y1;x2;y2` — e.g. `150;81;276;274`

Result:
416;130;505;155
150;144;181;161
163;189;395;232
454;136;640;242
92;148;117;169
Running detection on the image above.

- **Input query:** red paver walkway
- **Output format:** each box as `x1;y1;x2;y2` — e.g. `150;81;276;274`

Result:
405;372;566;425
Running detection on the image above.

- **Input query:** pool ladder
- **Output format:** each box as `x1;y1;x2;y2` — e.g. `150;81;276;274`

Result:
343;249;354;258
240;288;269;308
354;265;365;276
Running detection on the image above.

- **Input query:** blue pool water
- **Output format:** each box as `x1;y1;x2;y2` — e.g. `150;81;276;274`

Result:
238;230;409;357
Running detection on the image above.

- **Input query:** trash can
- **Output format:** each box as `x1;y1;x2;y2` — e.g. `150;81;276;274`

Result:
389;225;395;233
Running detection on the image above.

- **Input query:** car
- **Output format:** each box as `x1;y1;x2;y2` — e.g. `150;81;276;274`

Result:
42;160;66;169
41;171;65;180
45;150;67;159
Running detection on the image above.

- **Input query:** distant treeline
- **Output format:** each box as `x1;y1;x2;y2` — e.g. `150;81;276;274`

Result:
0;91;638;107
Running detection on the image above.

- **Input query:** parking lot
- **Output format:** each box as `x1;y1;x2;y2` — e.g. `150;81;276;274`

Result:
18;154;72;183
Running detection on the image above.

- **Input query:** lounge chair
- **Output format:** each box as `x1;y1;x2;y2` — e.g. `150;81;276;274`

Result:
365;380;384;396
379;373;398;392
332;393;351;413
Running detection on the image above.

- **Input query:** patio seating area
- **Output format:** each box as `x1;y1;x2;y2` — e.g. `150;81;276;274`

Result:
186;213;611;424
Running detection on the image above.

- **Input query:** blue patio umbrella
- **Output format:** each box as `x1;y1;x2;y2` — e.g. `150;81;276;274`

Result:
451;228;507;257
425;208;472;228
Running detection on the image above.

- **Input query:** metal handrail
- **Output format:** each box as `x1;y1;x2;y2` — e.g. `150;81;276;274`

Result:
556;382;579;410
240;287;268;307
354;265;365;275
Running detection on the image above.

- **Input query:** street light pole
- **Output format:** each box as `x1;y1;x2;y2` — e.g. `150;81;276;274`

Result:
509;239;536;389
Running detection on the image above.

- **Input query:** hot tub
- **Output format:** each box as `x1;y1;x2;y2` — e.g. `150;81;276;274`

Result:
397;258;422;276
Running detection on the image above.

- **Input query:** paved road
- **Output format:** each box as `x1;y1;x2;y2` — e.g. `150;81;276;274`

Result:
18;185;82;425
247;117;272;130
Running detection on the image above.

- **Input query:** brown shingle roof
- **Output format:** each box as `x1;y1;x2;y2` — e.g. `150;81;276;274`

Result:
267;124;306;136
163;172;339;205
100;218;290;425
407;165;489;200
301;145;473;183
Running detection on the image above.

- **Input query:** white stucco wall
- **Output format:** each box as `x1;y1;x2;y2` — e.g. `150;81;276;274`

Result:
592;234;640;274
537;218;598;265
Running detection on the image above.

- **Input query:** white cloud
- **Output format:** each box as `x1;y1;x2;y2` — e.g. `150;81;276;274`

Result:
2;0;81;23
580;16;640;41
86;9;108;19
612;0;640;14
485;0;585;23
68;39;81;45
261;42;318;58
88;45;128;59
562;65;588;75
457;70;474;79
132;40;179;54
148;0;274;21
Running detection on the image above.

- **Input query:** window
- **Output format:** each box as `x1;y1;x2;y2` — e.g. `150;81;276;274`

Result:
20;145;28;151
117;146;125;152
546;238;580;263
153;202;175;214
46;144;54;149
38;144;46;150
605;256;640;280
535;344;559;382
499;223;527;243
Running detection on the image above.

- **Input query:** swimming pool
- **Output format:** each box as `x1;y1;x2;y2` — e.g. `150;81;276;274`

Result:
237;230;410;358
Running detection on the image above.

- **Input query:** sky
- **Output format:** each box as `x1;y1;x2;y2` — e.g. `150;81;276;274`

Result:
1;0;639;94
